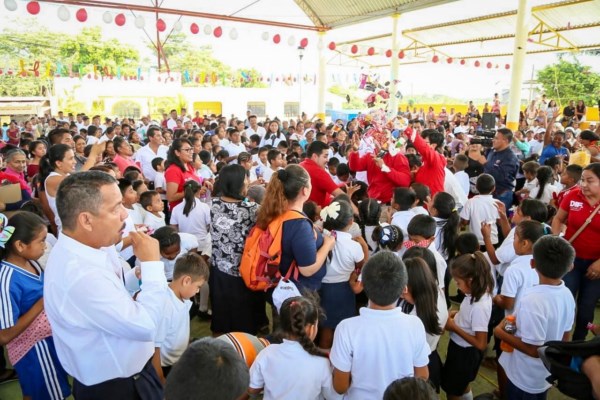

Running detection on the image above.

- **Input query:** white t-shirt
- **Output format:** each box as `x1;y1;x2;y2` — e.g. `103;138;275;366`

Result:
154;172;167;201
528;183;558;205
454;170;470;196
444;167;468;209
86;135;99;145
450;293;493;348
330;307;430;400
402;288;449;352
127;207;144;226
155;287;192;366
499;283;575;394
226;142;246;162
391;210;415;239
246;126;266;138
262;167;282;183
144;212;166;231
501;254;538;315
322;231;363;284
494;227;517;276
249;340;340;400
460;194;500;245
155;233;198;280
170;198;211;255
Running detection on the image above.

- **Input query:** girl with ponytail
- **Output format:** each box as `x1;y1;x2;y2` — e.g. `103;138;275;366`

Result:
248;294;338;400
429;192;460;261
170;180;211;256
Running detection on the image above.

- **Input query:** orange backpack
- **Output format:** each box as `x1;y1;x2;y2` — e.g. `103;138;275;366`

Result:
240;210;306;291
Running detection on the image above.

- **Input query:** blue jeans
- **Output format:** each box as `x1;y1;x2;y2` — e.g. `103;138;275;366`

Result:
563;258;600;340
494;190;514;214
507;379;548;400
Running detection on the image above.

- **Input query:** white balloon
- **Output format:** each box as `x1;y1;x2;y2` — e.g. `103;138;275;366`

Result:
102;11;112;24
287;35;296;46
57;5;70;21
261;31;269;41
229;28;238;40
203;24;212;35
4;0;17;12
134;15;145;29
173;20;182;32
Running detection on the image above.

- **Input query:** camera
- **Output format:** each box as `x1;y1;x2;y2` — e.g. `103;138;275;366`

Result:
469;130;495;147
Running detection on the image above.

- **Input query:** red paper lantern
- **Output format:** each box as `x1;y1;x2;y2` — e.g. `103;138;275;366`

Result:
447;57;453;64
190;23;199;34
76;8;87;22
7;70;13;75
398;50;405;59
214;26;222;38
351;45;358;54
115;13;126;26
273;34;281;44
385;49;392;58
87;73;92;79
328;41;336;51
156;19;166;32
300;38;308;48
460;59;466;65
170;77;175;82
505;64;510;70
474;60;481;67
367;47;375;56
0;69;3;75
486;62;493;69
26;1;40;15
432;55;439;63
158;77;162;82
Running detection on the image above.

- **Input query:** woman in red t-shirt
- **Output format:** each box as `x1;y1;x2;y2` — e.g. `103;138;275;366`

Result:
165;138;201;210
552;162;600;340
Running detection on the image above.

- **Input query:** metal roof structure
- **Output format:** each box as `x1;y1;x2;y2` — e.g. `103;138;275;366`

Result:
327;0;600;68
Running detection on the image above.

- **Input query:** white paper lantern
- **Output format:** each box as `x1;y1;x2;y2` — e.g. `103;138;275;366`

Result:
229;28;238;40
57;5;70;21
261;31;269;41
102;11;112;24
287;35;296;46
134;15;145;29
4;0;17;12
173;20;182;32
203;24;212;35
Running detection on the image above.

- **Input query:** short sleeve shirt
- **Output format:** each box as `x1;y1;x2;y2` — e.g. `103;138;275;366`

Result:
164;164;201;210
300;159;340;207
560;187;600;260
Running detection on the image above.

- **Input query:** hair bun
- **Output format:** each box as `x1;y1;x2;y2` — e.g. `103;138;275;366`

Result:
277;169;288;182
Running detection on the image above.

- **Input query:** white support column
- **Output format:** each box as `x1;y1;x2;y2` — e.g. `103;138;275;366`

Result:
506;0;532;132
388;13;401;119
316;31;327;120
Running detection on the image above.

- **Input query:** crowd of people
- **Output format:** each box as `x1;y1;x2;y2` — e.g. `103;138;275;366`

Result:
0;96;600;400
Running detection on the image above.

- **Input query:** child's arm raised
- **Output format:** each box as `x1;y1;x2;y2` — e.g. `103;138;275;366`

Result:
481;222;500;265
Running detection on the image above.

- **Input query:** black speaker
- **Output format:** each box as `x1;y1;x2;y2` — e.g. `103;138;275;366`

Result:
482;113;496;130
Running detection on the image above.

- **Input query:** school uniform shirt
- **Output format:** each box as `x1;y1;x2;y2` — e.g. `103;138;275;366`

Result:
154;171;167;201
390;210;415;239
460;195;500;245
444;167;468;209
454;170;470;197
44;233;168;385
450;293;493;348
143;212;166;231
259;133;286;148
249;340;340;400
499;283;575;394
528;183;558;205
412;206;429;216
500;254;538;315
363;225;379;255
127;206;144;226
494;227;517;276
322;231;363;284
330;307;430;400
245;126;266;138
170;198;211;255
134;144;169;182
155;287;192;367
159;233;198;280
225;142;246;163
403;288;449;352
262;167;282;183
427;242;447;290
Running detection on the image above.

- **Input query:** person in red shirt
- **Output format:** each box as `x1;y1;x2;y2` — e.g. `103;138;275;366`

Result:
404;127;447;197
192;111;204;127
299;141;344;207
165;138;201;210
347;133;411;204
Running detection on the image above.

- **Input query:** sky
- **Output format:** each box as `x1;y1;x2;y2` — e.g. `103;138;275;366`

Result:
3;0;600;100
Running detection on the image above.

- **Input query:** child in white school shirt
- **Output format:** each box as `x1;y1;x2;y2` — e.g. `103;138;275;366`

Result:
496;236;575;398
460;174;500;246
390;187;418;239
140;190;166;231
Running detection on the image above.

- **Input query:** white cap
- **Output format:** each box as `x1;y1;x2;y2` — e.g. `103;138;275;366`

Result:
272;279;302;313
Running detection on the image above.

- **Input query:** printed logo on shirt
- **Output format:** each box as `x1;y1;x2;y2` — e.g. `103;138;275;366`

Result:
570;200;583;211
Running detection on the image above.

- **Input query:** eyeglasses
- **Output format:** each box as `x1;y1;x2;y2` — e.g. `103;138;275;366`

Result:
180;148;194;152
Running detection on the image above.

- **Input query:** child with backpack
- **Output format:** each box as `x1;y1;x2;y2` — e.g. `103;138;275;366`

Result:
441;251;494;400
496;236;576;399
248;294;340;400
319;200;368;349
0;212;71;399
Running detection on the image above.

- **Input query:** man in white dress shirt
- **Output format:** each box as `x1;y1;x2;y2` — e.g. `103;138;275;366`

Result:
245;115;266;138
44;171;168;399
134;127;169;182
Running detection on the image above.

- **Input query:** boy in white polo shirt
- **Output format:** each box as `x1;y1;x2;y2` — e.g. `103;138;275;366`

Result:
154;252;209;383
495;235;575;398
330;251;430;400
460;173;500;246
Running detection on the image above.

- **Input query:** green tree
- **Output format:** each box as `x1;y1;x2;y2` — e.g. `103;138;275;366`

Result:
537;58;600;107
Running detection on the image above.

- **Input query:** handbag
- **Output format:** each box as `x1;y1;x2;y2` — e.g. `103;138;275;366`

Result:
568;202;600;244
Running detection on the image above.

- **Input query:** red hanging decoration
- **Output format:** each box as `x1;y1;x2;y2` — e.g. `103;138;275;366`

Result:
190;23;199;34
26;1;40;15
115;13;126;26
447;57;453;64
300;38;308;48
505;64;510;70
432;55;439;63
214;26;222;38
460;59;466;65
398;50;405;59
474;60;481;67
486;62;493;69
367;47;375;56
351;45;358;54
273;34;281;44
156;19;166;32
75;8;87;22
328;42;336;51
385;49;392;58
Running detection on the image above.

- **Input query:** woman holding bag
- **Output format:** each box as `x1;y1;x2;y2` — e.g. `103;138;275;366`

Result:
552;162;600;340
